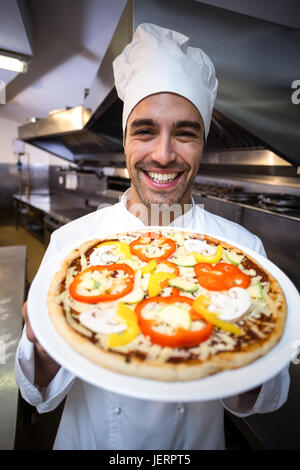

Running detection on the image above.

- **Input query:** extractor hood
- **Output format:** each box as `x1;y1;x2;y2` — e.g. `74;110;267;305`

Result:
17;0;132;166
18;0;300;167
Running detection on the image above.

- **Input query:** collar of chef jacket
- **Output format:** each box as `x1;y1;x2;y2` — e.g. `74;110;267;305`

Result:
120;188;203;232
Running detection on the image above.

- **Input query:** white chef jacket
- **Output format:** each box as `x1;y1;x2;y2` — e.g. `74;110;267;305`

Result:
15;191;290;450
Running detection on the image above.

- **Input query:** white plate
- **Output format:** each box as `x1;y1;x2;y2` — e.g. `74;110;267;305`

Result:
27;229;300;402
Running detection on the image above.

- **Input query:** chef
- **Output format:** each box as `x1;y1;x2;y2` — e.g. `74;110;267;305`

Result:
16;23;290;450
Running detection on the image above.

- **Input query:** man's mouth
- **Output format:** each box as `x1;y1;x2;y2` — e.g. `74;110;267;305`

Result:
141;170;183;187
147;171;180;183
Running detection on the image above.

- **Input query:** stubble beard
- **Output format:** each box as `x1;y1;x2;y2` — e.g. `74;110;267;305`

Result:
132;171;191;209
128;165;197;227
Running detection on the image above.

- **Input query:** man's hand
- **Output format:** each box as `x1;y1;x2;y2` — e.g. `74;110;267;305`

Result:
22;301;61;387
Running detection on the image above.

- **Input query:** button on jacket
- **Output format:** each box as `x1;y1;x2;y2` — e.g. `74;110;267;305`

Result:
15;192;290;450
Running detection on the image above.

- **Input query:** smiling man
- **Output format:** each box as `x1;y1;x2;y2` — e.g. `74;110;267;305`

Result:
15;23;290;450
124;93;204;210
113;22;217;226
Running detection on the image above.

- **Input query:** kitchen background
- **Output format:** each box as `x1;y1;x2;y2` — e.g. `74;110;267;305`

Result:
0;0;300;451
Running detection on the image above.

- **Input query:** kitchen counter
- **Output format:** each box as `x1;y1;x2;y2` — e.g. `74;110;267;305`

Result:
0;245;26;449
12;190;122;224
13;188;300;224
193;191;300;223
12;193;95;225
12;191;122;245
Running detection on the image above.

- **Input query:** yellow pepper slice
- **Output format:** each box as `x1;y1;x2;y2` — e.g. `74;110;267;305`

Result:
193;295;242;336
148;272;176;297
97;241;132;260
192;244;223;264
108;302;140;348
141;260;157;274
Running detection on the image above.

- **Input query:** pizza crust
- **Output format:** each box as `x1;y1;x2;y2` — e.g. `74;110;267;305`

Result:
47;230;287;382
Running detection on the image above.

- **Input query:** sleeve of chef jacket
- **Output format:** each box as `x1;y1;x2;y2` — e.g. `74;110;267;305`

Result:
221;235;290;417
15;231;76;414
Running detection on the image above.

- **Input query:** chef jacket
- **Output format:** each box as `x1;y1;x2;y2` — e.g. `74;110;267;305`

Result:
15;191;290;450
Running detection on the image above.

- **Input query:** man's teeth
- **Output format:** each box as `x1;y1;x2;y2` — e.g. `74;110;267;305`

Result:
147;172;178;183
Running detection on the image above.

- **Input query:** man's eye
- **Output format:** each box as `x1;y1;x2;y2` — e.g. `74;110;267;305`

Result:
177;131;197;138
134;129;153;136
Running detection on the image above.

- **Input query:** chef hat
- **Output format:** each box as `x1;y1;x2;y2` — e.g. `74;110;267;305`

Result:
113;23;218;140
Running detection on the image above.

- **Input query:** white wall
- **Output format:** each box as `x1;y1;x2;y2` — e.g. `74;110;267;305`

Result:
0;114;69;166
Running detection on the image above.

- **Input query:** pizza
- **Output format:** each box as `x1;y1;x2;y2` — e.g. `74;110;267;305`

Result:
47;229;287;381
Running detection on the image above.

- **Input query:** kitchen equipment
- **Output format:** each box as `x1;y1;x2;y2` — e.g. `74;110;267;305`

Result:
223;192;260;204
43;215;64;246
258;194;300;214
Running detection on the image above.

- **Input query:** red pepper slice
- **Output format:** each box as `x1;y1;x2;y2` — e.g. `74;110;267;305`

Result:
135;295;213;348
129;232;176;262
194;262;251;291
69;263;134;303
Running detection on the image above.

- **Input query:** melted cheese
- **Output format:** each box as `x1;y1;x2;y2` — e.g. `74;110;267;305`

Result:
184;239;217;255
89;245;118;265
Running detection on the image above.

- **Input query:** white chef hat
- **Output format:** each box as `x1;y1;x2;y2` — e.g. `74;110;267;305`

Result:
113;23;218;140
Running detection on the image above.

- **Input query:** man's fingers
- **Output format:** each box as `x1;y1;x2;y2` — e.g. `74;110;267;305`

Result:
21;302;59;375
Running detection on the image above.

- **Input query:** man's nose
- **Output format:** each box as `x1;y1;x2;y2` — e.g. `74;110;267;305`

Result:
152;133;176;166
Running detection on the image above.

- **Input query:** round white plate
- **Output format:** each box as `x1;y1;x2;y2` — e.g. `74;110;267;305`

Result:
27;230;300;402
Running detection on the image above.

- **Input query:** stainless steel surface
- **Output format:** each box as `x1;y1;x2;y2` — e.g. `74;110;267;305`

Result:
18;106;91;139
84;0;133;118
201;149;291;166
0;162;49;211
134;0;300;166
193;192;300;289
198;192;300;222
43;214;63;246
16;1;133;164
0;245;26;449
12;192;109;227
193;174;300;197
241;208;300;287
102;167;129;178
48;207;94;225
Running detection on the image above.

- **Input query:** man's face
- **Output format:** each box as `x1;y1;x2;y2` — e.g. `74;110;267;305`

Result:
124;93;205;209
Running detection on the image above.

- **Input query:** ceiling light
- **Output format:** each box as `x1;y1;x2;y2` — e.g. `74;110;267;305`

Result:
0;53;28;73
